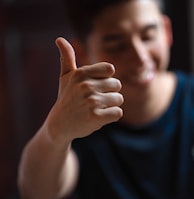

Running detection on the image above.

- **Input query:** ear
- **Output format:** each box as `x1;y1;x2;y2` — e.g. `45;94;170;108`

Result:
70;39;89;66
162;15;173;47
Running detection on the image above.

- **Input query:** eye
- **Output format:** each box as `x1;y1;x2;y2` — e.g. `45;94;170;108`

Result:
103;41;129;53
141;24;158;42
142;30;156;41
102;33;130;53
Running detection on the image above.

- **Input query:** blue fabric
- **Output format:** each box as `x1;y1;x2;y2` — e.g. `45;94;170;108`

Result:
71;71;194;199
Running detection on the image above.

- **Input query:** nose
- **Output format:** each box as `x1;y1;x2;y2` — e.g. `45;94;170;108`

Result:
129;38;149;66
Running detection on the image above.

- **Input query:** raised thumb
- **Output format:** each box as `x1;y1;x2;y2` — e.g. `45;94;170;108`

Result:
55;37;77;76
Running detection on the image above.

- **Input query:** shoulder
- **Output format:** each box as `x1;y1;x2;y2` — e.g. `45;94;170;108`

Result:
173;71;194;96
175;70;194;86
174;70;194;109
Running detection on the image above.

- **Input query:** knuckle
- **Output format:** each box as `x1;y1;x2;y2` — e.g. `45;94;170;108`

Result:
87;95;100;107
79;81;94;93
91;108;102;120
74;68;85;80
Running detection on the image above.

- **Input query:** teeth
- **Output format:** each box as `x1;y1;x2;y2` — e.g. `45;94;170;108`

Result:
138;70;154;82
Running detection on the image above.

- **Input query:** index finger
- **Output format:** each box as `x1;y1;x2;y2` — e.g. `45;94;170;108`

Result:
80;62;115;79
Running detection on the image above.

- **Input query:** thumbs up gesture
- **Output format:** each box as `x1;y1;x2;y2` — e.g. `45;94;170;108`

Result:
46;37;123;143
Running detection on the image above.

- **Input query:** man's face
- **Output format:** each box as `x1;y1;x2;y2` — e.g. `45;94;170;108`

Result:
79;0;172;94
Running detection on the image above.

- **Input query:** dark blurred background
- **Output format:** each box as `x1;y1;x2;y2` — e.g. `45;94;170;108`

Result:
0;0;193;198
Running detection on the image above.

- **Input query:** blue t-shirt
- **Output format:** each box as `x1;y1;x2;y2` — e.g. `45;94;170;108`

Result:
71;71;194;199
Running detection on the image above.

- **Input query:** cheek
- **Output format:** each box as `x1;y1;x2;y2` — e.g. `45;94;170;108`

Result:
113;64;128;81
87;50;111;64
151;41;170;70
160;48;171;70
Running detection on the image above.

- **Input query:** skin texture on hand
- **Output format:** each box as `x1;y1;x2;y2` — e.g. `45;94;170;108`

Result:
46;37;124;144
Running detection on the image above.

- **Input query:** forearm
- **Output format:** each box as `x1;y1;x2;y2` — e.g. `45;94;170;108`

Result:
18;125;78;199
17;37;123;199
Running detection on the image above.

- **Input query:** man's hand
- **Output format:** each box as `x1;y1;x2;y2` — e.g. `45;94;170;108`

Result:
46;37;124;144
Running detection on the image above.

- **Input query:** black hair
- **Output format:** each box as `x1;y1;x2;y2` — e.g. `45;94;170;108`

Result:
63;0;165;41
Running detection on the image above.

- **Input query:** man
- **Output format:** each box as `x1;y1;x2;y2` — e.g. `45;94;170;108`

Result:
18;0;194;198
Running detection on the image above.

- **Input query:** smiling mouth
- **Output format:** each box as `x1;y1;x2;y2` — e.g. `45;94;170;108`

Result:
126;64;155;86
137;68;154;82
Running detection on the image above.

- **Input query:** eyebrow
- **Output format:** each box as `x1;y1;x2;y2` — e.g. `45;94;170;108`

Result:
142;23;158;33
